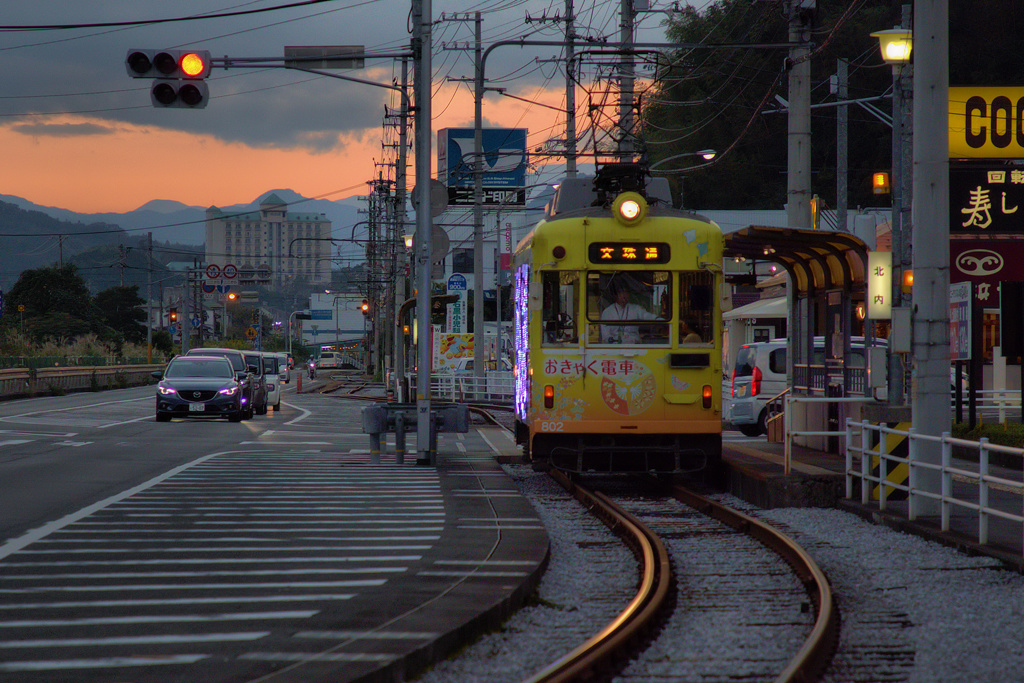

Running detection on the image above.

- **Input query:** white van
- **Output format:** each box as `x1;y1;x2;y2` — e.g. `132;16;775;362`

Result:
728;337;886;437
275;352;290;383
317;352;340;370
260;351;282;410
728;339;789;436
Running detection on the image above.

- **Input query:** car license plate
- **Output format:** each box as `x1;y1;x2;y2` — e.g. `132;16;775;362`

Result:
737;386;747;397
189;402;205;412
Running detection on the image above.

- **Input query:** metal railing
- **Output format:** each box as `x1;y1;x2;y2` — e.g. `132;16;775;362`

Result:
0;364;165;399
399;372;514;403
845;419;1023;549
954;388;1022;423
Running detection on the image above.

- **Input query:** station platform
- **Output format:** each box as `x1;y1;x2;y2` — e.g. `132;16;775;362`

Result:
720;435;1024;573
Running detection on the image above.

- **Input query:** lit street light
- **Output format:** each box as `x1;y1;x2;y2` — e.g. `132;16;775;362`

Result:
872;19;913;406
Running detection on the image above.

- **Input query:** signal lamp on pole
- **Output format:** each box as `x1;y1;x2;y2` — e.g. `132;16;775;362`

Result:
872;172;891;195
126;49;211;109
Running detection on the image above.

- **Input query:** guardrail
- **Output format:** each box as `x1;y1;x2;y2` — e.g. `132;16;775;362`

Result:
955;389;1022;422
845;419;1023;550
0;364;165;399
397;372;514;402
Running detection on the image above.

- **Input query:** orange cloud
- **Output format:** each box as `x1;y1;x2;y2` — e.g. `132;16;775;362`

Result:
1;82;571;214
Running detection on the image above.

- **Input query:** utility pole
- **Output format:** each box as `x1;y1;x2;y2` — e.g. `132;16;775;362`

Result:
472;12;486;386
910;0;949;514
413;0;435;464
785;0;812;229
147;233;153;362
566;0;577;176
393;59;410;401
618;0;635;159
835;60;847;234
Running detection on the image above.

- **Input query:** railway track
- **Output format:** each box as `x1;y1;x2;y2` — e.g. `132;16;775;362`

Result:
521;473;837;682
467;407;838;681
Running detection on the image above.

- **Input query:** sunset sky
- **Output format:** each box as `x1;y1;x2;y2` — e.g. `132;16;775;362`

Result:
0;1;683;215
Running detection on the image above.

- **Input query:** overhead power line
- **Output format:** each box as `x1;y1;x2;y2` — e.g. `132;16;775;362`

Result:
0;0;349;31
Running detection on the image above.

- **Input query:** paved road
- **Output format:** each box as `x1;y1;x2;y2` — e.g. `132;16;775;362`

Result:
0;385;456;681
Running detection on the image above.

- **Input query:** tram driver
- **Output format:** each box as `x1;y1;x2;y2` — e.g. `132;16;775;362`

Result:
600;285;659;343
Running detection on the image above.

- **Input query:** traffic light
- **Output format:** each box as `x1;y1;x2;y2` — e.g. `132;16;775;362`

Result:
169;307;178;323
125;49;211;109
361;299;370;316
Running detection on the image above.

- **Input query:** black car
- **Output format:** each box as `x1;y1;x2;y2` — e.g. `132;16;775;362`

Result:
153;355;245;422
184;347;259;418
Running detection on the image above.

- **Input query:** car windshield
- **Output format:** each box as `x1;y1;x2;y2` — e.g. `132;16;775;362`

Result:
191;349;245;371
166;359;233;379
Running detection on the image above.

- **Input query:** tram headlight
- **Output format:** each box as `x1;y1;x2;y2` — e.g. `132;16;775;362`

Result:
702;385;713;409
612;192;648;226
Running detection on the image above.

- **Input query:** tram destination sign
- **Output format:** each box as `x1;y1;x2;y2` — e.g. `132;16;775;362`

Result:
588;242;671;264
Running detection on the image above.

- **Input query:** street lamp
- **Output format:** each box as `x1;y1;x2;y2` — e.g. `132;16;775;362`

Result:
873;20;913;406
649;150;718;208
288;309;312;356
870;28;913;66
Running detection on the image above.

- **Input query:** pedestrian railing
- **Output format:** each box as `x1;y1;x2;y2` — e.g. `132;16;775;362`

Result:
845;419;1023;549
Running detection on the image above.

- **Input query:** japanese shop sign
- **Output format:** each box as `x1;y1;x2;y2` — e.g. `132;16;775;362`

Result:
867;251;892;320
949;239;1024;307
949;282;972;362
950;164;1024;233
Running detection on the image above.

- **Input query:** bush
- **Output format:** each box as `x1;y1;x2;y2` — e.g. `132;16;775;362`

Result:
952;421;1024;450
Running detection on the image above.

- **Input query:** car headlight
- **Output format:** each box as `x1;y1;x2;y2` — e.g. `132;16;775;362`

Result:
219;385;239;396
158;385;177;396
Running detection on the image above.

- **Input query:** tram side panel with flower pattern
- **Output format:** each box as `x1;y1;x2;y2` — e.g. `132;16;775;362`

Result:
512;163;725;474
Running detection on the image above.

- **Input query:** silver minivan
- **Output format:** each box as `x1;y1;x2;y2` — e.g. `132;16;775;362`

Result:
728;337;886;436
728;339;788;436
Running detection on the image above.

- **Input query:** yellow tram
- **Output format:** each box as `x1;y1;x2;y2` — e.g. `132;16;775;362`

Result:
512;163;725;473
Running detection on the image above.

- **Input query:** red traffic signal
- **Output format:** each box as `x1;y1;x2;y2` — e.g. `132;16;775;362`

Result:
126;49;211;79
169;307;178;322
361;299;370;316
126;49;211;109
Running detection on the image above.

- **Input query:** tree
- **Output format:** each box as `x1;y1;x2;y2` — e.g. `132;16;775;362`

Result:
641;0;899;211
94;286;147;344
3;264;99;341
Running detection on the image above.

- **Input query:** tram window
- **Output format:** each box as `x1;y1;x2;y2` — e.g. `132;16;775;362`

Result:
678;273;714;345
541;271;579;344
586;272;670;345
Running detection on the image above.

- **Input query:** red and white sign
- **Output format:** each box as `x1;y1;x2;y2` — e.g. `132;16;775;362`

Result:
206;264;221;279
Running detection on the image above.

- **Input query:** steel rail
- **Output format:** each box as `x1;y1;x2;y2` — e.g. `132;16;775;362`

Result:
523;469;673;683
668;483;839;683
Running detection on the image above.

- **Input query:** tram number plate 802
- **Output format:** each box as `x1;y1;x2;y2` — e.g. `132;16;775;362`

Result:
540;421;564;432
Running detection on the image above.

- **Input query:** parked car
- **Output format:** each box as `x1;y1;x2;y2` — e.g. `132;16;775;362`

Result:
728;337;883;437
261;351;282;410
184;347;258;419
152;355;244;422
728;339;789;437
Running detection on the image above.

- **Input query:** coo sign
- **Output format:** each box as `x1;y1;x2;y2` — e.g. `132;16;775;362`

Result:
950;86;1024;158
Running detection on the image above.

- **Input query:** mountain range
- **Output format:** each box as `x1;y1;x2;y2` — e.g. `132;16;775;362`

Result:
0;189;365;246
0;190;366;291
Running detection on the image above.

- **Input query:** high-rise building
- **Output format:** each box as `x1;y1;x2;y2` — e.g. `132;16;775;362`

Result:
205;194;331;288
